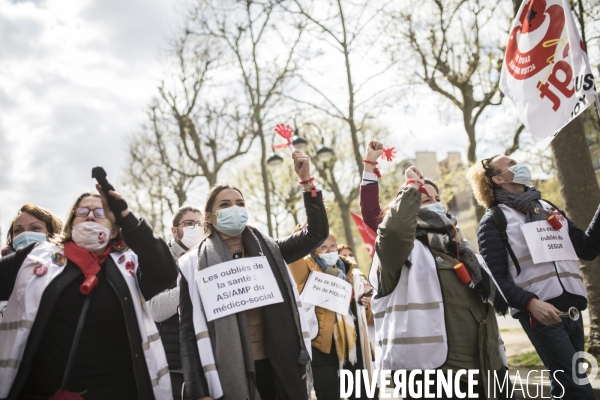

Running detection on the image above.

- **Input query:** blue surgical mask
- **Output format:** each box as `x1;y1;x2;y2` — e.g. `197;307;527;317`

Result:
319;251;339;267
421;202;446;215
213;206;248;237
507;163;531;186
13;231;47;249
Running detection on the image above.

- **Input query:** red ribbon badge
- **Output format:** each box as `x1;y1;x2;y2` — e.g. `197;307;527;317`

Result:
381;146;396;162
272;124;296;151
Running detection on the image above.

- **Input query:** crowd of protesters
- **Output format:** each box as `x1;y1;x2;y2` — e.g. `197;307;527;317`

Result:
0;143;599;400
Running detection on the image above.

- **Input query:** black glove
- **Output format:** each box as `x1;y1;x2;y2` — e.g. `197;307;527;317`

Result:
92;167;128;223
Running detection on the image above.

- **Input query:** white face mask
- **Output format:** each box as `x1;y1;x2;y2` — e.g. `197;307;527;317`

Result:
72;221;112;252
345;255;357;264
319;251;339;267
179;225;203;249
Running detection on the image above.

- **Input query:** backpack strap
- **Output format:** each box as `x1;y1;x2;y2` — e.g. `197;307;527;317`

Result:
490;206;522;276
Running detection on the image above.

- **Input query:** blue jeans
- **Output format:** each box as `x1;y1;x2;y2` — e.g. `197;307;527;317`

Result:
519;314;595;400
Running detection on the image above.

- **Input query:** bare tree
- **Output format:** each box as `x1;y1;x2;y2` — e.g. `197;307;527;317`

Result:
123;25;257;235
188;0;305;236
283;0;395;177
386;0;508;219
153;30;256;185
295;119;388;249
121;130;198;237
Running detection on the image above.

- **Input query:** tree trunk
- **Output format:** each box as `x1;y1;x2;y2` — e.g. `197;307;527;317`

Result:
512;0;522;16
551;116;600;357
257;120;274;237
464;114;486;221
343;46;363;176
339;202;356;250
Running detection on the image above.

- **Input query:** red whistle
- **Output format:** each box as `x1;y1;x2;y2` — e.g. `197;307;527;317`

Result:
530;315;536;328
453;262;471;285
548;214;562;230
80;275;98;295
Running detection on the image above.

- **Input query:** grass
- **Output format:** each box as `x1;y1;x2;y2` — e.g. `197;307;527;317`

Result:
508;350;544;368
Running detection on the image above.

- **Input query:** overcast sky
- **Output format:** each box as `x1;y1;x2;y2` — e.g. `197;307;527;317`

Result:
0;0;181;237
0;0;531;241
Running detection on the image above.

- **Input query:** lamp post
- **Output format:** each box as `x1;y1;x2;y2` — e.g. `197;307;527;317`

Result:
267;123;334;167
266;153;283;167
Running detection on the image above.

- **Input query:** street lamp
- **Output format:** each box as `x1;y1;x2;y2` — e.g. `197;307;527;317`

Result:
316;146;334;163
267;153;283;167
292;129;308;152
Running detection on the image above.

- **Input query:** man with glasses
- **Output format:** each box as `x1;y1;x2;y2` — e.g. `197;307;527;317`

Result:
148;205;203;400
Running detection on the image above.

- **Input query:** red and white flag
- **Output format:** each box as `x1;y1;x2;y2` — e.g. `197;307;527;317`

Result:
500;0;598;140
350;211;377;257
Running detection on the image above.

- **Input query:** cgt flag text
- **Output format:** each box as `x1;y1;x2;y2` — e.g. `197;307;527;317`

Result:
500;0;597;141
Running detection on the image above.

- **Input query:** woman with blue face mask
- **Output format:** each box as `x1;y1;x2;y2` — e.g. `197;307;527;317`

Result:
179;150;328;400
1;204;62;257
469;154;600;400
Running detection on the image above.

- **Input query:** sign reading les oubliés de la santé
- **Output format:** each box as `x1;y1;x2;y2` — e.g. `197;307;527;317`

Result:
196;256;283;322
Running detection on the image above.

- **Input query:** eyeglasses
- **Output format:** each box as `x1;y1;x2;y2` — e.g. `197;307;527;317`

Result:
319;243;338;252
481;155;500;177
176;220;202;228
74;207;106;219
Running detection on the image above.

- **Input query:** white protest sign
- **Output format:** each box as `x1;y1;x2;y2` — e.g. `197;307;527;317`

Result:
196;256;283;322
521;220;578;264
300;272;352;316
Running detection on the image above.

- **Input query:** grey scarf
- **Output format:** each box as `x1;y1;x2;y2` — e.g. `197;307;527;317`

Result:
198;231;256;400
416;209;508;314
494;187;550;222
197;226;311;400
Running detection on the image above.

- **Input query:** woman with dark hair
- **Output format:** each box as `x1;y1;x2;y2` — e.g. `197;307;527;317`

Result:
468;154;600;400
0;184;177;400
360;141;511;399
1;204;63;257
179;150;328;400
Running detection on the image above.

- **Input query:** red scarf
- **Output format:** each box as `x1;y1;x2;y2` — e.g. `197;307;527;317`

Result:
64;241;112;294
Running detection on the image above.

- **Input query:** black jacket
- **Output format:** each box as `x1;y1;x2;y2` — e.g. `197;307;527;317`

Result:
0;213;178;400
478;203;600;314
179;190;329;399
159;312;182;371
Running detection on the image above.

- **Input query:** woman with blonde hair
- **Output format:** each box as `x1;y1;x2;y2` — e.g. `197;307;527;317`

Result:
2;204;62;257
0;182;177;399
468;154;600;399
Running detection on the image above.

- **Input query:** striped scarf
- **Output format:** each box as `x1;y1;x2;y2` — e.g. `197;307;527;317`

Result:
416;208;508;314
494;186;549;222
